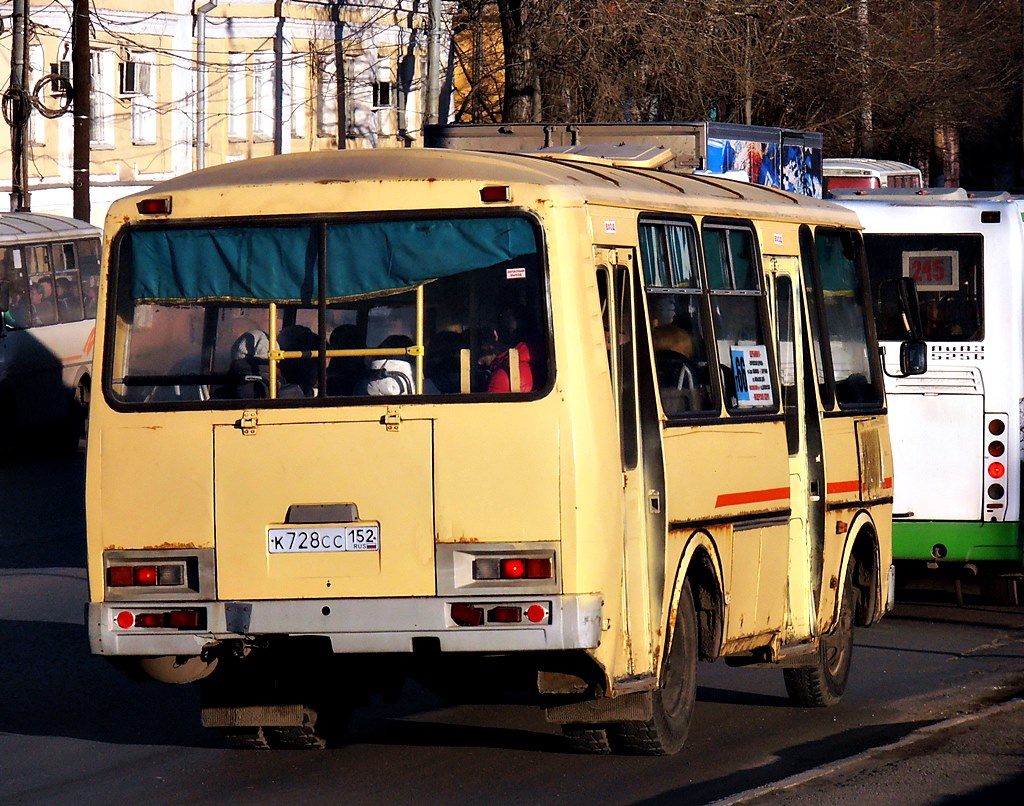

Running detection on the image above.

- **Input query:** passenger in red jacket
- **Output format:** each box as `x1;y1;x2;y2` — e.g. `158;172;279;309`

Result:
486;337;544;393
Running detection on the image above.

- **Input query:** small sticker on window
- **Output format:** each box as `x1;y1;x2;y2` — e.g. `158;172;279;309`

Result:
605;220;617;234
506;267;527;280
774;233;784;246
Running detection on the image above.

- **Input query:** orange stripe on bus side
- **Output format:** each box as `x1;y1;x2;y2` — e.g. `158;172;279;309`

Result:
827;480;861;495
715;487;791;508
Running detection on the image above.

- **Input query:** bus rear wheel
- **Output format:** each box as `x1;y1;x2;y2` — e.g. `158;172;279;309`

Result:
784;565;856;707
611;579;697;756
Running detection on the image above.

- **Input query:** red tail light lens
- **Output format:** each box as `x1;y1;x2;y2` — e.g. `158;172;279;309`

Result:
115;611;135;629
488;606;522;623
133;566;158;586
988;441;1005;457
989;419;1006;435
526;604;548;623
500;559;527;579
108;566;134;587
451;603;484;627
526;558;552;579
167;610;200;628
135;612;166;628
988;462;1006;479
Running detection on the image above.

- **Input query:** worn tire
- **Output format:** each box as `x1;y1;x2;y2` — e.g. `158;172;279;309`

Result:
611;579;698;755
561;724;613;754
784;565;856;707
221;726;271;749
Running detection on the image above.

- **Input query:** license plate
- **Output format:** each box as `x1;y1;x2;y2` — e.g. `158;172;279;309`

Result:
267;524;380;554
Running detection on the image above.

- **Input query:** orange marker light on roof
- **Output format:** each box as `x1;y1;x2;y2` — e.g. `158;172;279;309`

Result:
480;185;511;203
137;197;171;215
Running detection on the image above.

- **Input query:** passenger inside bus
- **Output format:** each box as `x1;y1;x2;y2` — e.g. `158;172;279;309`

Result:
357;334;416;395
29;278;57;326
326;324;364;396
221;329;270;399
277;325;319;398
424;329;468;394
485;306;546;393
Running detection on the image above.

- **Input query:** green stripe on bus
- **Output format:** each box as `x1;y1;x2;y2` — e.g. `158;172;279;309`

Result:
892;521;1024;563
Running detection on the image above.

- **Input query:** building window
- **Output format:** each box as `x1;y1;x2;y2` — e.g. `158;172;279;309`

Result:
372;80;391;109
227;52;246;141
316;54;338;137
289;53;306;139
130;52;157;145
90;50;114;146
252;51;274;141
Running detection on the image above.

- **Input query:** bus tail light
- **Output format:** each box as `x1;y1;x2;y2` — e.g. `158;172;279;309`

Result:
473;555;554;581
114;608;204;630
984;414;1010;519
449;601;551;626
107;562;186;588
488;606;522;623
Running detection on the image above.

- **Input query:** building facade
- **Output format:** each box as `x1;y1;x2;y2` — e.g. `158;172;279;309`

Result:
1;1;452;224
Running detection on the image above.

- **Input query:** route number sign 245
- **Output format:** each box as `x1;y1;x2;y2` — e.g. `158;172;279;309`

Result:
902;250;959;292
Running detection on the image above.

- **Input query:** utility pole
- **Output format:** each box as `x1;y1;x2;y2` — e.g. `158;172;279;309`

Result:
72;0;91;222
9;0;31;211
426;0;441;125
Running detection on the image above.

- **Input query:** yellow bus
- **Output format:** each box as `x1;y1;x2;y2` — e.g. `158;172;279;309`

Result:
86;147;898;754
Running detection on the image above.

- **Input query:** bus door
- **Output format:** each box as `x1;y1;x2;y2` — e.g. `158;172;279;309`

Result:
597;248;666;677
771;261;825;639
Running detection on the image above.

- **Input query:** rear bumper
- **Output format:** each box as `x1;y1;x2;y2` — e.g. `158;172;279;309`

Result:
88;593;604;656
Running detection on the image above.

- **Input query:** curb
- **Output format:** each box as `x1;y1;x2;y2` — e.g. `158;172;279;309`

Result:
709;697;1024;805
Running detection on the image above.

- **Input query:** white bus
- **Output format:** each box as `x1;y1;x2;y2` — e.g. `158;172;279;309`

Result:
824;159;923;196
0;213;102;449
833;187;1023;595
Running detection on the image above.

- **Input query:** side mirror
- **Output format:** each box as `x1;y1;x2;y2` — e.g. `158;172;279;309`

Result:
900;339;927;376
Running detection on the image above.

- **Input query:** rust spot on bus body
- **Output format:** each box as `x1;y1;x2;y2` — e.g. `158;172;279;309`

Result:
104;542;205;551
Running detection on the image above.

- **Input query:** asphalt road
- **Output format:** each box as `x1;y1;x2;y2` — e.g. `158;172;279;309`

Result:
2;451;1023;805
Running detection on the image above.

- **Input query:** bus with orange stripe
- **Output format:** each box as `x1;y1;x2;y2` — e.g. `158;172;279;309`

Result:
0;213;101;450
85;146;912;754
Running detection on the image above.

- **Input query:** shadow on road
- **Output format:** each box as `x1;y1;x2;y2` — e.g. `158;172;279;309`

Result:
0;616;214;747
0;451;86;569
632;720;933;805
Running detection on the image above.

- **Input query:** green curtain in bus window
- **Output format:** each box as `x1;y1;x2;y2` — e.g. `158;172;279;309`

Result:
129;217;536;303
704;229;729;288
129;226;319;303
324;217;537;299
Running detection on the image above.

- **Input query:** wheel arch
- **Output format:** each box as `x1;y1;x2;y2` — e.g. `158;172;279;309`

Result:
838;510;884;628
666;531;725;665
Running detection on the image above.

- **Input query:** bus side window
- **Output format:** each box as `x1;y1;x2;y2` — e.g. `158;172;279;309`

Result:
26;246;58;327
78;238;101;318
52;242;85;323
638;220;716;416
704;224;776;413
1;247;31;329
